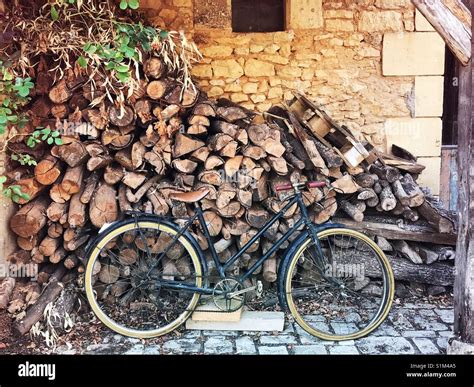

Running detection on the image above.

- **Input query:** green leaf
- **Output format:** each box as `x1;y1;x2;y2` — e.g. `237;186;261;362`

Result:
54;138;63;146
51;5;59;21
3;71;13;81
116;72;130;83
119;0;128;10
77;56;88;68
51;131;60;138
159;30;169;39
21;192;30;201
0;176;7;184
47;137;54;145
115;64;130;73
17;86;30;98
128;0;139;10
0;116;7;124
11;185;22;196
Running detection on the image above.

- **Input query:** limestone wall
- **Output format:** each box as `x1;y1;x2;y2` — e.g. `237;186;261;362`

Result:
140;0;446;195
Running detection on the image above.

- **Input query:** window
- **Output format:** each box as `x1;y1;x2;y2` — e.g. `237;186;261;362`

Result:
231;0;285;33
442;49;459;146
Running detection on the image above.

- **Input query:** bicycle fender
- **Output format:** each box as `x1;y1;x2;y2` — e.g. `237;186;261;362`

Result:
276;222;345;311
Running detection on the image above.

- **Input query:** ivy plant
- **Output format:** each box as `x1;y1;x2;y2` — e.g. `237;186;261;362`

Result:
119;0;140;10
0;62;34;135
11;153;37;166
27;127;63;148
0;176;30;204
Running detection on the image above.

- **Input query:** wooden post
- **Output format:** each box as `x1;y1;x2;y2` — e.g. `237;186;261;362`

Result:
450;0;474;353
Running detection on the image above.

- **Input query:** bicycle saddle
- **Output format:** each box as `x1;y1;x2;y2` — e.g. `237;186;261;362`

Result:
169;188;209;203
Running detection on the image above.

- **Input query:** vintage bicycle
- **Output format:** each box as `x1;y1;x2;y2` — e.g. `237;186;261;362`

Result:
84;180;395;341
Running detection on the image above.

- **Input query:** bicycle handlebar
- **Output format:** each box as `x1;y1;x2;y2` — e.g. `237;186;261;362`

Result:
275;181;327;192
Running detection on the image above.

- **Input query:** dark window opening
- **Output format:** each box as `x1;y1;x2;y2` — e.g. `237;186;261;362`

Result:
442;48;459;146
232;0;285;33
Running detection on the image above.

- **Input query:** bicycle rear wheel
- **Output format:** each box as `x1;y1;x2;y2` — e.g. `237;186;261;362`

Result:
284;228;394;341
84;219;203;338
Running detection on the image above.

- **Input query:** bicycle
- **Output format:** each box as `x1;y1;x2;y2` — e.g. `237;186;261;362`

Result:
84;180;395;341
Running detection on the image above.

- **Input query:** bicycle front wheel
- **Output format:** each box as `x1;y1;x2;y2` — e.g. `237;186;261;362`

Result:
84;219;203;339
284;228;394;341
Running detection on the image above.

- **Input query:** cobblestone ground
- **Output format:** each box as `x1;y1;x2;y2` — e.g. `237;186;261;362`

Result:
55;302;454;355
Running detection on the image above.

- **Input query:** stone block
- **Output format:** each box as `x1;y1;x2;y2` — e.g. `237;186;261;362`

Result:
359;11;404;32
192;65;213;78
212;59;244;78
415;76;444;117
244;59;275;77
383;32;445;76
384;118;442;157
186;310;285;331
200;45;234;58
288;0;323;30
415;9;435;31
417;157;441;195
326;19;354;32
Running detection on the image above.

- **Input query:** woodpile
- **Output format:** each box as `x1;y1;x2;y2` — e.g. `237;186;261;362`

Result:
1;55;457;328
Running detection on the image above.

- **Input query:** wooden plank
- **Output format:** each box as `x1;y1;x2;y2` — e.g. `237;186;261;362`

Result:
333;217;458;245
440;146;459;211
412;0;471;65
453;11;474;343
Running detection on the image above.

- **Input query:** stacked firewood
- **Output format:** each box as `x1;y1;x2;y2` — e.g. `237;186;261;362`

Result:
2;54;456;330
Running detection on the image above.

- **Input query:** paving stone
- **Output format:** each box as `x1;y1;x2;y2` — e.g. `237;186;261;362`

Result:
402;330;437;338
235;336;257;355
202;330;239;337
294;325;333;345
329;345;359;355
372;322;401;337
162;339;202;354
293;345;327;355
282;323;295;334
258;346;288;355
85;344;127;354
204;337;234;354
357;337;415;354
413;338;440;354
339;340;355;346
124;344;145;354
438;331;454;338
389;313;415;330
260;335;297;345
143;346;162;355
414;320;449;331
330;322;359;335
436;337;449;351
418;309;437;318
434;309;454;324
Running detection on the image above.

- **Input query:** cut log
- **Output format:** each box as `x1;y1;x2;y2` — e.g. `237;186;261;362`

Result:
89;184;118;228
417;200;455;234
68;187;86;228
340;201;364;222
49;79;71;104
144;57;164;79
34;156;61;185
10;196;49;238
80;171;99;204
13;265;67;335
392;240;423;264
57;141;89;167
380;185;397;211
61;165;84;195
146;80;168;100
332;175;360;194
399;174;425;207
173;134;204;158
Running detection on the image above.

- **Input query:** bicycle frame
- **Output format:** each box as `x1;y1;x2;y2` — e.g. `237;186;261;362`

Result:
158;191;326;296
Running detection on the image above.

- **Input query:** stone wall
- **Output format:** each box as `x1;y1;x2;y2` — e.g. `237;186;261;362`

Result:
140;0;446;195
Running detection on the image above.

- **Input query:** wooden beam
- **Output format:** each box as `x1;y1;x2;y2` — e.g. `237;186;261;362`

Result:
333;218;458;245
453;0;474;343
412;0;471;65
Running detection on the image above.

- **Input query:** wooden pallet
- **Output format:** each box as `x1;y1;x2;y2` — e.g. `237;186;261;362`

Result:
287;91;376;168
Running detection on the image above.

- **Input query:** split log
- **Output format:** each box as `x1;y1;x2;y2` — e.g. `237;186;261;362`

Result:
34;156;61;185
340;201;364;222
417;200;455;233
380;186;397;211
10;197;49;238
89;184;118;228
61;165;84;195
13;265;67;335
